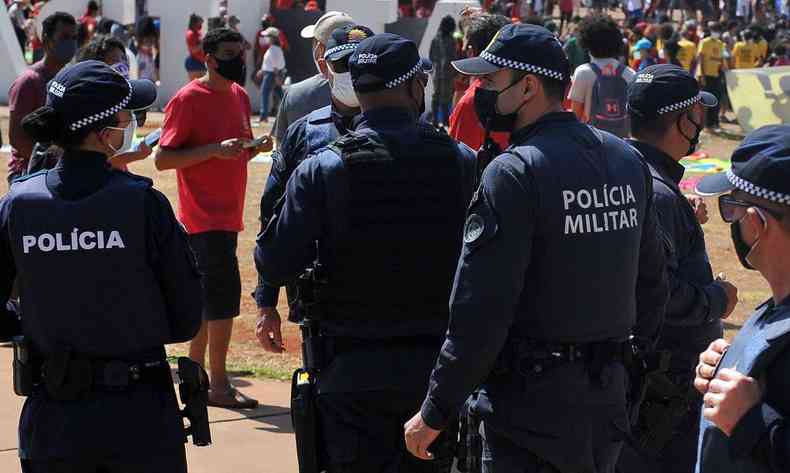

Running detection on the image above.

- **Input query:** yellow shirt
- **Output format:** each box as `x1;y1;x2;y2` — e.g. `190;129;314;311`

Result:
677;39;697;71
698;37;724;77
733;41;755;69
755;38;768;66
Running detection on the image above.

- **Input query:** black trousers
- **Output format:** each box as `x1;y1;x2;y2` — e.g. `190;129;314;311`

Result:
317;390;454;473
481;422;622;473
702;75;723;128
20;448;187;473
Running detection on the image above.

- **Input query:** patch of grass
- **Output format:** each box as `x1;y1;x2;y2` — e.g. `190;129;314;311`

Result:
166;345;299;382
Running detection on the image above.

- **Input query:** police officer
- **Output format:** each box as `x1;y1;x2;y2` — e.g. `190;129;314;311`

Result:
254;24;374;348
692;125;790;472
255;33;476;472
403;24;669;473
0;61;203;472
617;64;739;473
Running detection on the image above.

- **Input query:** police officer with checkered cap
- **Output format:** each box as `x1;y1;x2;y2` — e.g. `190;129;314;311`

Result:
618;63;736;473
0;60;203;472
404;23;669;473
256;33;476;473
692;125;790;472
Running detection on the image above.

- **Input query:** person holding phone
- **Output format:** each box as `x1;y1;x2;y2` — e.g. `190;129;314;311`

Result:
155;28;272;409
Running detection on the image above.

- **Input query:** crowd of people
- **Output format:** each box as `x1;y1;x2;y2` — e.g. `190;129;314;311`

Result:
2;1;790;473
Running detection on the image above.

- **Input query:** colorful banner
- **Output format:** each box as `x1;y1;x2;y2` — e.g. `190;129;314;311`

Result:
726;66;790;133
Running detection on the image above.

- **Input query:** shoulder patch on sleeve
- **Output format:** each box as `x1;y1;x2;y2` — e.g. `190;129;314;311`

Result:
463;190;498;253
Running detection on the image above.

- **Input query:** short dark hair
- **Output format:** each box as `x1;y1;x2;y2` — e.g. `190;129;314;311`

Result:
465;14;510;54
88;1;99;12
42;12;76;42
512;70;568;103
76;35;126;63
578;15;624;59
202;28;243;55
630;109;682;138
188;13;204;30
439;15;456;36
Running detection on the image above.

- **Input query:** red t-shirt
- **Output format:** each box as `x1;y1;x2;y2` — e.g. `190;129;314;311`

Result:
560;0;574;12
448;79;510;152
186;29;205;62
160;80;254;235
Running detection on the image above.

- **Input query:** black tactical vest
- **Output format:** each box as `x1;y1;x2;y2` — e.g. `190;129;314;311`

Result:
6;172;172;358
508;119;652;343
323;127;467;326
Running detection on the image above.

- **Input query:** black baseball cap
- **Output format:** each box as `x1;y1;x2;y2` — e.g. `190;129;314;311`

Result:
349;33;432;93
46;60;157;132
451;23;570;82
324;24;375;62
627;64;717;119
696;125;790;205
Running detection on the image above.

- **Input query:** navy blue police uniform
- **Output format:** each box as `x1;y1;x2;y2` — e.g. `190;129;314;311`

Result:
255;34;476;472
418;24;669;473
0;61;203;473
254;25;374;312
694;125;790;473
618;64;727;473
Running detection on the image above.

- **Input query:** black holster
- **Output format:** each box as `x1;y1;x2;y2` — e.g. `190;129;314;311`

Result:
291;368;322;473
177;357;212;446
12;336;37;397
456;393;483;473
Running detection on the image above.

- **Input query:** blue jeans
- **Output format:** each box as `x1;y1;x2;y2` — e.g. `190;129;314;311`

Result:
260;71;275;119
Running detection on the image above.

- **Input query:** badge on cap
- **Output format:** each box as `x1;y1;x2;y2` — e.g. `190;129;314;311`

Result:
347;28;370;42
635;73;654;83
464;214;485;244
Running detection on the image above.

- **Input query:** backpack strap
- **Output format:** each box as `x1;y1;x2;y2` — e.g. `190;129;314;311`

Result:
615;63;626;77
589;62;603;77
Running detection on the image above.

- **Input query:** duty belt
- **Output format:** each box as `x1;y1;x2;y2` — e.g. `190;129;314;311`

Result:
495;339;633;378
38;358;172;393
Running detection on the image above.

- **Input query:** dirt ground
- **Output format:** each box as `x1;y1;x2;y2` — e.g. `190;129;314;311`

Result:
0;108;771;379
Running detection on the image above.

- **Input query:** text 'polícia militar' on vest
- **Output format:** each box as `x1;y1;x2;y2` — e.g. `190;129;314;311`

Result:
562;185;639;235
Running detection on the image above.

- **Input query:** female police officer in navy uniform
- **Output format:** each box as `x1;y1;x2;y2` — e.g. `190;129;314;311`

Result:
0;60;203;472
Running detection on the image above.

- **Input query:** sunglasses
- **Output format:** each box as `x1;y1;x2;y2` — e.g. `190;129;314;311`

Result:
718;195;784;223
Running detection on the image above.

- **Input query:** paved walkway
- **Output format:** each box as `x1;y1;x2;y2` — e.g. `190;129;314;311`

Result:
0;345;297;473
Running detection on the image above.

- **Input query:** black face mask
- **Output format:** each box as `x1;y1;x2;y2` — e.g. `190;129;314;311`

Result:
730;211;766;271
678;112;703;156
473;78;527;133
731;221;756;270
214;54;246;83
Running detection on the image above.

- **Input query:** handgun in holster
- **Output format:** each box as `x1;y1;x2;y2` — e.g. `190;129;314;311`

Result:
291;254;328;473
456;393;483;473
12;336;37;396
176;357;212;446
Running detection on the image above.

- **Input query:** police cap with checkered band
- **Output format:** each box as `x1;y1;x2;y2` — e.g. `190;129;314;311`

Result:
627;64;717;120
46;60;157;132
349;33;432;93
696;125;790;206
451;23;570;82
324;24;375;62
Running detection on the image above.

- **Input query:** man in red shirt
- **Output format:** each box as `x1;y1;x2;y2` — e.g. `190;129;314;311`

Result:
448;13;510;152
156;28;272;409
7;11;77;184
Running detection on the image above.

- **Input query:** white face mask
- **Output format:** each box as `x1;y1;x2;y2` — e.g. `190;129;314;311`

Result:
105;115;137;155
329;69;359;108
313;44;322;74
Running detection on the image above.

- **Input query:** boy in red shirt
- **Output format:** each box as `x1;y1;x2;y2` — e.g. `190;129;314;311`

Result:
156;28;272;409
